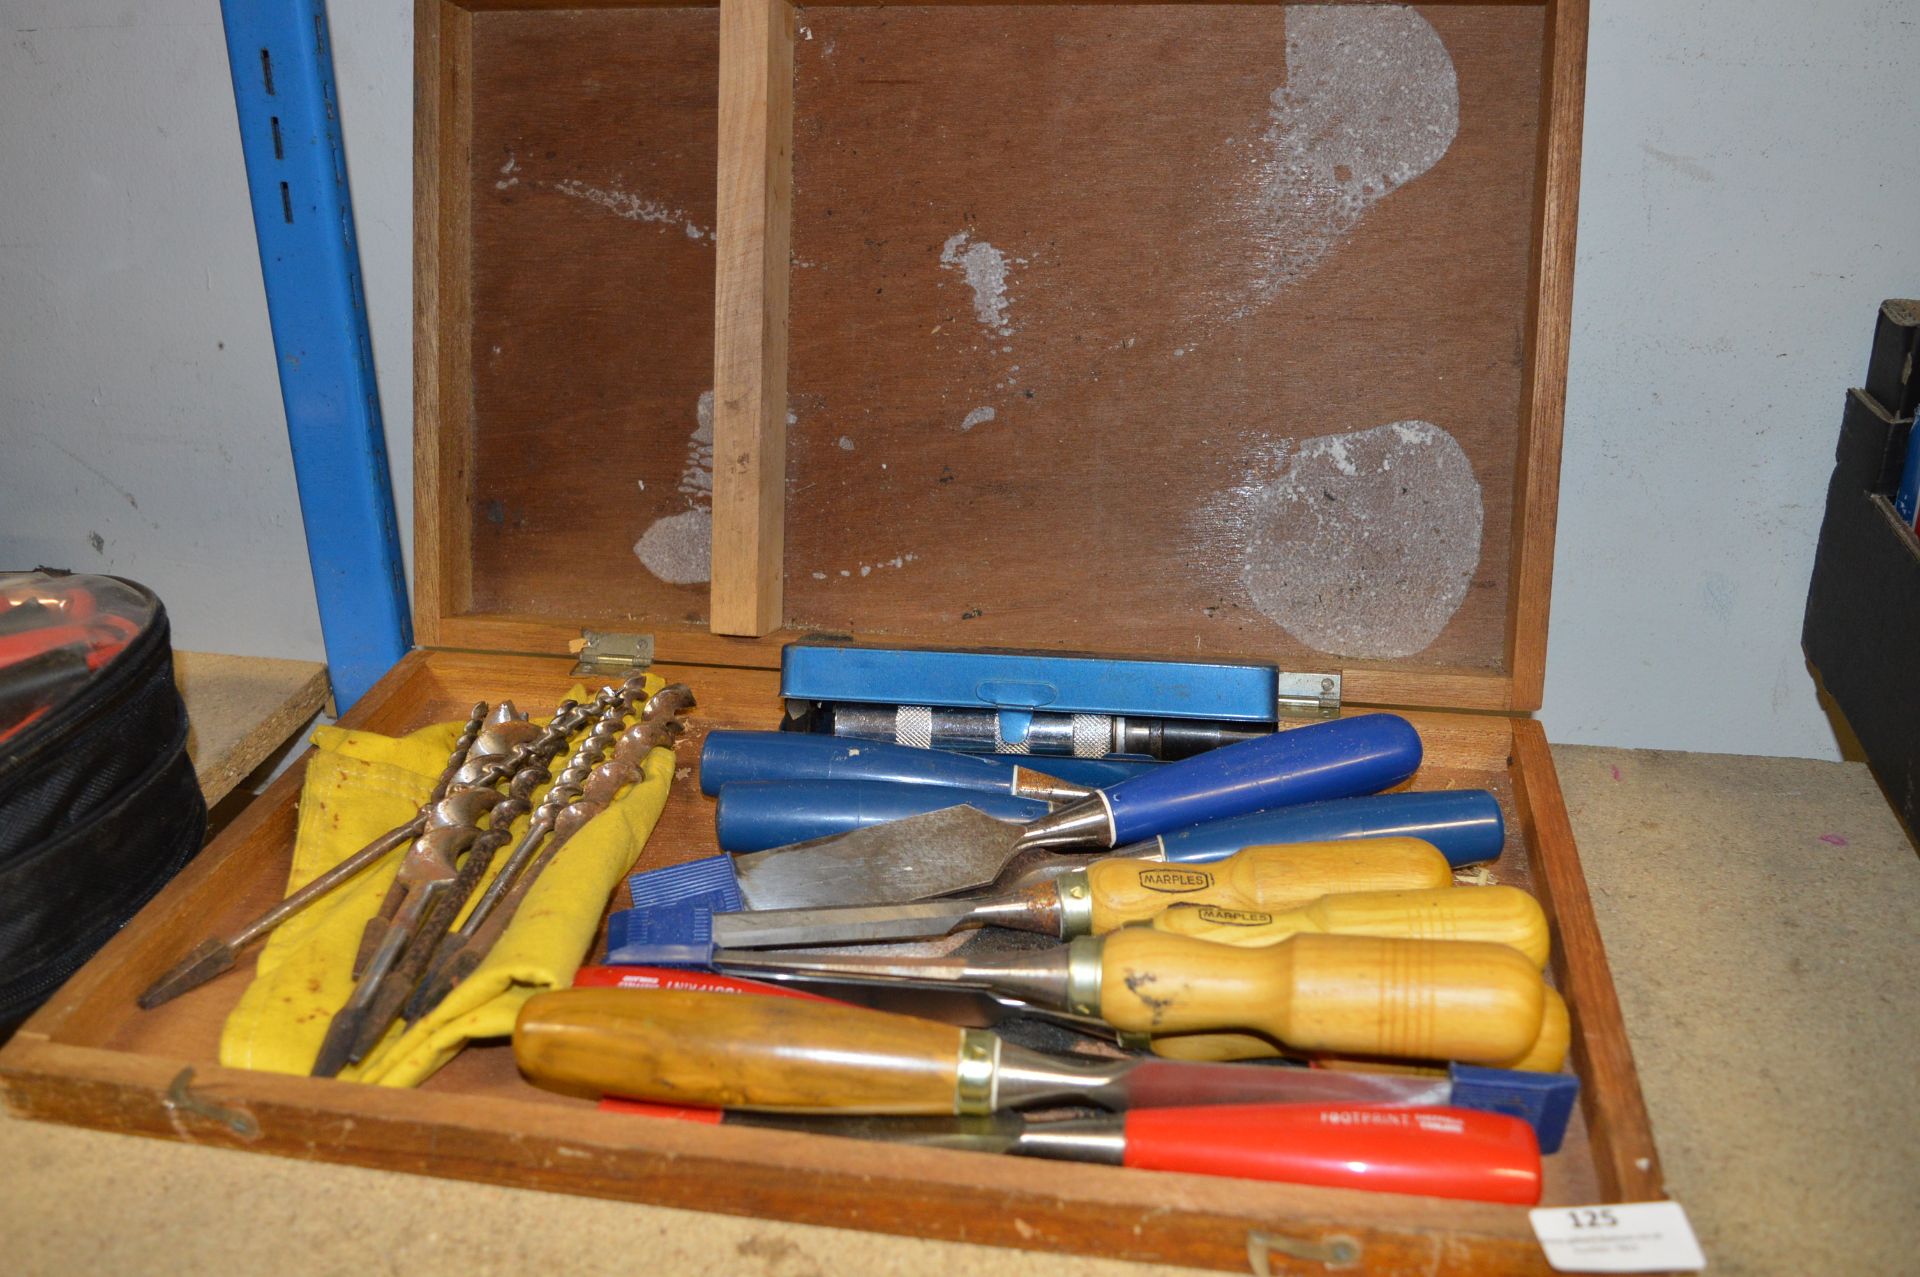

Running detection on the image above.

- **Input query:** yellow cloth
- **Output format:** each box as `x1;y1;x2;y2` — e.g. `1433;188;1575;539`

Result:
219;676;674;1086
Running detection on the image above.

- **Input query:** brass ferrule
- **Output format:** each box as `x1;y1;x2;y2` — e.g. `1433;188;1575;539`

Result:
1054;869;1096;938
1065;935;1105;1017
954;1028;1001;1115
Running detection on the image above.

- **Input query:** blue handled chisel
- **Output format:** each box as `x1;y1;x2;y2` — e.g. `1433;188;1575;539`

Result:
717;781;1050;851
632;714;1423;910
715;781;1503;866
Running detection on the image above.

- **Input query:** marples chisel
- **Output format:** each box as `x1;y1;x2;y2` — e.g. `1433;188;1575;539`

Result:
1148;985;1573;1075
610;839;1514;952
715;780;1047;851
520;984;1543;1113
673;929;1549;1065
995;787;1506;888
628;788;1506;917
629;877;1547;963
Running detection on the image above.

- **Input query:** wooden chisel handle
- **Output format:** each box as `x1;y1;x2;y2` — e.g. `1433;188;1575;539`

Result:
1309;985;1573;1075
1143;885;1551;968
1094;929;1545;1065
1146;986;1571;1073
514;988;970;1114
1082;838;1453;932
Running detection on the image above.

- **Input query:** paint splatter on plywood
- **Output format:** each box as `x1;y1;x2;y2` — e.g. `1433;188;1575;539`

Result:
633;390;715;585
940;232;1017;336
1213;6;1459;324
1210;421;1485;659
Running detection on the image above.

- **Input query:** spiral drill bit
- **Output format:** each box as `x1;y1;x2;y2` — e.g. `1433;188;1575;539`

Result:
310;794;496;1077
337;762;554;1066
349;704;548;977
321;673;656;1070
400;700;634;1017
137;701;495;1010
405;685;695;1019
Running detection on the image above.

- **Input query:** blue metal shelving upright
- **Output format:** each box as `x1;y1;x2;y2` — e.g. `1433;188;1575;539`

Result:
218;0;411;708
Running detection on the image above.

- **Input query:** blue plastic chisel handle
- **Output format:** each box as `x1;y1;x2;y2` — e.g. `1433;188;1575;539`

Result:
697;730;1157;797
1098;713;1422;845
716;781;1048;852
1149;789;1505;868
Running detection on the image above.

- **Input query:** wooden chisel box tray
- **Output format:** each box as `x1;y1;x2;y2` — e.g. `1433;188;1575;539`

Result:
2;0;1667;1271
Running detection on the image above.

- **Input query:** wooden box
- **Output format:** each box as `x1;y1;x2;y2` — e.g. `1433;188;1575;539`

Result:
1;1;1666;1270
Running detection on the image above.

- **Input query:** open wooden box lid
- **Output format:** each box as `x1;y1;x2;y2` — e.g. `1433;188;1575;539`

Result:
414;0;1583;716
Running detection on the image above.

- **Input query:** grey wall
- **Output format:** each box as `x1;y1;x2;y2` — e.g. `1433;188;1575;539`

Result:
0;0;411;662
1542;2;1920;757
2;1;1916;758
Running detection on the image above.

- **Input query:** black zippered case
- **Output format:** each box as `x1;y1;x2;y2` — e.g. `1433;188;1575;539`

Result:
0;573;206;1028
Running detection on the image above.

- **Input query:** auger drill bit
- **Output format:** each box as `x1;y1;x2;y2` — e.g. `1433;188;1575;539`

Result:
327;673;654;1066
345;696;611;978
311;793;500;1078
400;700;637;1020
339;762;554;1064
428;679;688;991
137;702;494;1010
350;704;544;977
406;685;695;1019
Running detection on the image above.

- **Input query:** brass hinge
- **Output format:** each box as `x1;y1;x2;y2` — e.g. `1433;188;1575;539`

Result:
569;629;655;677
1276;671;1342;721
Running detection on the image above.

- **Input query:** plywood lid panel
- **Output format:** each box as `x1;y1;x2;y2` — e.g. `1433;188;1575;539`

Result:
424;3;1581;713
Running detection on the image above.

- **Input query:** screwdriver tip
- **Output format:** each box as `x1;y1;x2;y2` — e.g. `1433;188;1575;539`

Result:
136;939;237;1010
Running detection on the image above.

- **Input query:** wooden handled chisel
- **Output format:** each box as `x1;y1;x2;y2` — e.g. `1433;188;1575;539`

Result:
1140;884;1550;966
658;929;1548;1065
611;841;1547;962
1147;984;1572;1073
559;968;1583;1150
515;991;1550;1197
518;987;1435;1113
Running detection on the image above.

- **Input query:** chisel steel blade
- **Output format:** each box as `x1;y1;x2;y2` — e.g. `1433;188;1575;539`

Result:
710;899;988;949
731;1111;1022;1154
732;806;1042;908
1111;1059;1453;1111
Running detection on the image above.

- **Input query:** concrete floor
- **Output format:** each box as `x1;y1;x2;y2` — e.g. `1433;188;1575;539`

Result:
4;744;1916;1275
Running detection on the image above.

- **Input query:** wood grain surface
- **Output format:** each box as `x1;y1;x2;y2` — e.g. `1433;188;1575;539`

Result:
442;4;1560;708
783;5;1541;679
712;0;795;634
413;0;475;643
464;7;722;627
1505;0;1586;710
1092;928;1545;1060
173;652;329;806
